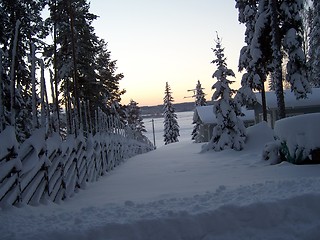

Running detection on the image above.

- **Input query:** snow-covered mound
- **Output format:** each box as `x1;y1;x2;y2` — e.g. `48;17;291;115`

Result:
274;113;320;162
1;114;320;240
245;121;274;150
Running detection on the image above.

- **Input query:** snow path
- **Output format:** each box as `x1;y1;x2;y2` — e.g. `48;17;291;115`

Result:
2;124;320;239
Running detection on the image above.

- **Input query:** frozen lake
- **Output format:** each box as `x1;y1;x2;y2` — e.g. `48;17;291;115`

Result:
144;111;194;148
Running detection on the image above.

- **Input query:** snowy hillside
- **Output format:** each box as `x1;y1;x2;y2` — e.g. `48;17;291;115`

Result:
1;113;320;240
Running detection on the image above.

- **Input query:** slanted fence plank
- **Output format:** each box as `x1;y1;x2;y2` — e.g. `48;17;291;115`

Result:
0;118;153;208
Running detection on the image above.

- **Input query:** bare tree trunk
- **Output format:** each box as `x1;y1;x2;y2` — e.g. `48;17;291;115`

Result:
68;0;80;129
261;81;267;122
87;100;92;133
270;0;286;119
0;50;4;131
10;20;21;127
52;0;61;133
40;60;46;129
49;70;57;132
66;88;73;135
82;101;87;135
43;71;51;135
65;92;71;135
31;43;37;130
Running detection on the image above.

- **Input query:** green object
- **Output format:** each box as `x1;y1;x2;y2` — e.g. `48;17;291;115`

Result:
279;141;307;165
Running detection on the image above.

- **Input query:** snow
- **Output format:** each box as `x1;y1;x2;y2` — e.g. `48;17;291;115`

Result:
194;105;216;124
194;105;254;124
0;126;19;160
255;88;320;109
274;113;320;161
1;112;320;239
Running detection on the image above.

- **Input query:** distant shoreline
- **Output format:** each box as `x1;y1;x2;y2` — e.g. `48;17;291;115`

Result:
141;101;209;118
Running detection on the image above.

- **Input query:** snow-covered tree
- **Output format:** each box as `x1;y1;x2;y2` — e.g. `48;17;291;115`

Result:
192;80;207;142
94;39;126;122
204;36;246;151
45;0;100;133
309;0;320;87
163;82;179;145
235;0;261;104
194;80;207;107
301;1;313;58
235;0;269;121
281;0;310;99
0;0;47;141
236;0;311;120
126;99;146;141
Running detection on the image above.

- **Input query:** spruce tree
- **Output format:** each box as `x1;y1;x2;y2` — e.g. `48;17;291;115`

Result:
192;80;207;142
163;82;179;145
309;0;320;87
126;99;146;141
204;36;246;151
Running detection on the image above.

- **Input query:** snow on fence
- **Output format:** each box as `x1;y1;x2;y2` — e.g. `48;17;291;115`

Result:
0;124;153;208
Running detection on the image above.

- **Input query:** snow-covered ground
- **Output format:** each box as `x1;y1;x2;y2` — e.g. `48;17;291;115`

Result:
1;112;320;240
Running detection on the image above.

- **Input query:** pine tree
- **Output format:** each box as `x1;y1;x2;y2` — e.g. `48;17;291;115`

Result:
191;80;207;142
309;0;320;87
163;82;179;145
126;99;146;141
204;36;246;151
0;0;47;140
45;1;127;131
45;0;100;133
95;39;126;116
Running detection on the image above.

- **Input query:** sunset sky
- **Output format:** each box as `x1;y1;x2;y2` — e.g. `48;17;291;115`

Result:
90;0;245;106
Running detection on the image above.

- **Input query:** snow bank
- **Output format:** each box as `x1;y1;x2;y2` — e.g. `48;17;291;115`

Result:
42;194;320;240
245;121;274;150
3;179;320;240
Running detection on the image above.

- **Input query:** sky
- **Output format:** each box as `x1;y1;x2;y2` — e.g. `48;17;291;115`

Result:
89;1;245;106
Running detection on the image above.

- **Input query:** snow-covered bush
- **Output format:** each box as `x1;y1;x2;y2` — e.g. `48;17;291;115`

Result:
274;113;320;164
262;140;282;165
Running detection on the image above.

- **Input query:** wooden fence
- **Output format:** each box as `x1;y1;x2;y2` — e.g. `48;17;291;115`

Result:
0;125;154;208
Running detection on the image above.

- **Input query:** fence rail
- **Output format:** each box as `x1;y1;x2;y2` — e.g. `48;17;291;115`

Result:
0;125;153;208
